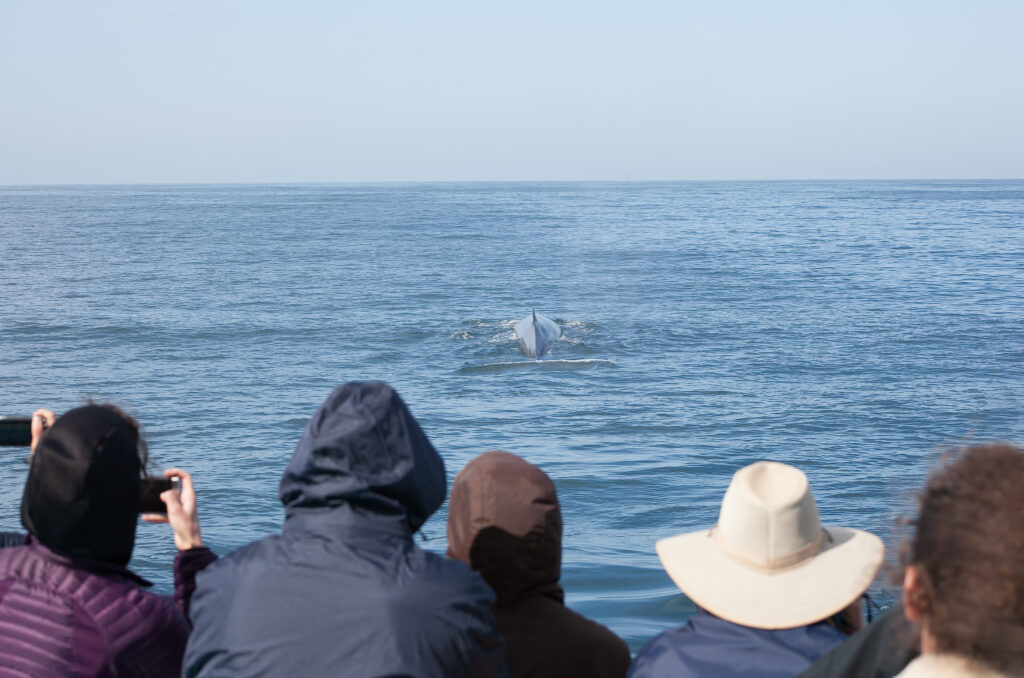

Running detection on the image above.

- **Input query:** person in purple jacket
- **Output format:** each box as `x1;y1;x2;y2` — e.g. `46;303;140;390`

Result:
0;404;217;678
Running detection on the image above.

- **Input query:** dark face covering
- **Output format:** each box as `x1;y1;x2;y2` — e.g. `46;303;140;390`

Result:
21;405;141;567
447;451;563;606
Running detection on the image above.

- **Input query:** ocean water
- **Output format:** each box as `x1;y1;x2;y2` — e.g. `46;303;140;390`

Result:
2;180;1023;650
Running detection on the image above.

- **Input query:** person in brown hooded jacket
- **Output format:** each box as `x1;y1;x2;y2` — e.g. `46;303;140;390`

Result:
447;451;631;678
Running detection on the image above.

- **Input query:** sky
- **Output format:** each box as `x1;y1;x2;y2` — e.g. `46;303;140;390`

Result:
1;0;1023;183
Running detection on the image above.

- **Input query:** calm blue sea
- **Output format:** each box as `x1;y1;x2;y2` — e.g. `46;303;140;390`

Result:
2;181;1023;649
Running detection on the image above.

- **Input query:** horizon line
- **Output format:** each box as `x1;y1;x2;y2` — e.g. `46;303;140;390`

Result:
2;177;1023;189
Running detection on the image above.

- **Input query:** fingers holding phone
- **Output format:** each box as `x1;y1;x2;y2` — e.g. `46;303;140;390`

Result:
30;409;55;454
0;409;54;449
141;468;203;551
30;409;55;456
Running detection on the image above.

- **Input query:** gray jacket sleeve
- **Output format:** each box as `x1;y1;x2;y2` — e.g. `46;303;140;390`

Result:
795;603;918;678
0;533;26;548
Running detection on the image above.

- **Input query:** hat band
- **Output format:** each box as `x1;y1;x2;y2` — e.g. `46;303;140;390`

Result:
710;525;826;572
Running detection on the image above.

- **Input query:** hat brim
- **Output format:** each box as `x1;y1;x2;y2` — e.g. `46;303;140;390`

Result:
656;525;884;630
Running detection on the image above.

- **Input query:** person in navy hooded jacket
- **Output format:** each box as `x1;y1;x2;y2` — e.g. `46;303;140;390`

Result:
183;381;508;678
629;461;885;678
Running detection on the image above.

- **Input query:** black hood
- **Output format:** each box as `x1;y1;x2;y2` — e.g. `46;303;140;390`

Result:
279;382;446;532
22;405;141;567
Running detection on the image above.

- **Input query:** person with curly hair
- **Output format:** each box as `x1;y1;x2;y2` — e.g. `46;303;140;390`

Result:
897;443;1024;677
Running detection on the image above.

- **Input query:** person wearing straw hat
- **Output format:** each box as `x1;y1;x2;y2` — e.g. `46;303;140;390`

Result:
628;460;885;678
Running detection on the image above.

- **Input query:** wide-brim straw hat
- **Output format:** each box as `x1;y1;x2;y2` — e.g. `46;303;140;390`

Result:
656;461;884;630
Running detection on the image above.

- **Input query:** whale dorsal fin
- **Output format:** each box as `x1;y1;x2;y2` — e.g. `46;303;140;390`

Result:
532;309;537;324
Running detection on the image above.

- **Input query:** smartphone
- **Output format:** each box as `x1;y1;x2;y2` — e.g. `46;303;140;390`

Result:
139;476;181;514
0;417;33;447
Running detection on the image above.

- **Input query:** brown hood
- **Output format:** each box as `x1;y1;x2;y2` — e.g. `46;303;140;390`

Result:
447;451;563;606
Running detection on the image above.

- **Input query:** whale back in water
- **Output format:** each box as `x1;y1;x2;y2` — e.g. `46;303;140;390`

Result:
514;311;560;358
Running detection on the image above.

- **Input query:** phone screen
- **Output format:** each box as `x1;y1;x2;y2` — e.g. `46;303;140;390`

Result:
0;418;32;447
139;477;174;514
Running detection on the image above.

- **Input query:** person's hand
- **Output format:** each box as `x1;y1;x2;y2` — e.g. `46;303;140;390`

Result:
142;468;204;551
30;409;56;456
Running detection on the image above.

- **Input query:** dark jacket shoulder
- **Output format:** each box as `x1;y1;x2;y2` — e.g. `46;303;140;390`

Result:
0;532;26;548
795;604;917;678
499;594;630;678
628;612;846;678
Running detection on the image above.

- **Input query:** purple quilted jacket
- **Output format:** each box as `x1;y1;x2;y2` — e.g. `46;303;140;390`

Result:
0;538;216;678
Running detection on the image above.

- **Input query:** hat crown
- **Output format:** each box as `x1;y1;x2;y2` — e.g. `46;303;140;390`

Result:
716;461;823;571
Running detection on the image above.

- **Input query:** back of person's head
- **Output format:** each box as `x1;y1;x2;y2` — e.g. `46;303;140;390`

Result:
279;381;446;532
904;443;1024;671
447;451;562;605
21;404;146;567
656;460;884;630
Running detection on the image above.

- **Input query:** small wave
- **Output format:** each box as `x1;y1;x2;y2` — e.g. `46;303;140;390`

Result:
562;320;600;332
450;331;473;340
457;358;616;374
2;322;77;336
488;331;519;343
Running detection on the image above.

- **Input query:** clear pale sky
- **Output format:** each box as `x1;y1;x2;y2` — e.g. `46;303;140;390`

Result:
2;0;1022;183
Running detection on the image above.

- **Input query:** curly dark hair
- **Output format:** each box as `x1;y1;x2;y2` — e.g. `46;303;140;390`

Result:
907;443;1024;671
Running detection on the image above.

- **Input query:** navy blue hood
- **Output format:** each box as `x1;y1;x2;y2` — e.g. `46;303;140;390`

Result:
279;382;446;532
